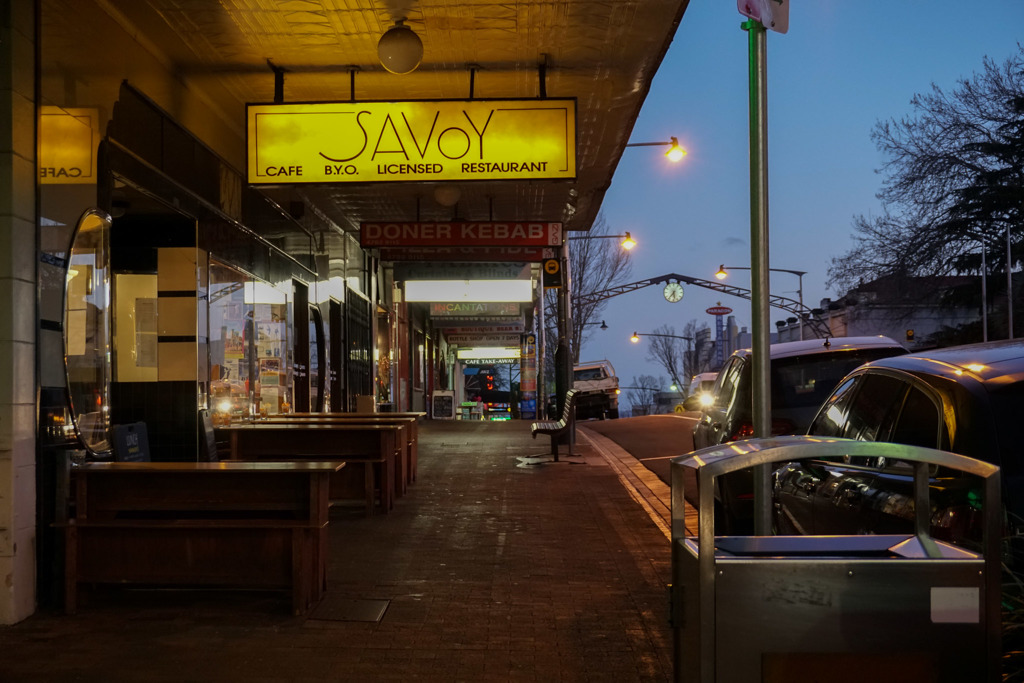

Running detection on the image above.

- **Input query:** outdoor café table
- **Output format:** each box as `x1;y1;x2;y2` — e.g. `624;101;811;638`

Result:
63;460;344;616
259;413;420;490
216;422;402;514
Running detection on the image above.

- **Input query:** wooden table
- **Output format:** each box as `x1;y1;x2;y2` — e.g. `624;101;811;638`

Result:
259;413;421;489
64;461;344;616
216;423;403;515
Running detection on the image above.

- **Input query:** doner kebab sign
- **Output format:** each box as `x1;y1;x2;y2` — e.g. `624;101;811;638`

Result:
247;98;576;184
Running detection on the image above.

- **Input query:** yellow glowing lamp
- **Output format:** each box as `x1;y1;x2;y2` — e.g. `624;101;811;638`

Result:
666;137;687;162
620;232;637;250
630;332;641;343
715;264;728;280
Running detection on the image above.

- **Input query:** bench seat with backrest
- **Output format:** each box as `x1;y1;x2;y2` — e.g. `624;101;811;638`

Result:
530;389;579;461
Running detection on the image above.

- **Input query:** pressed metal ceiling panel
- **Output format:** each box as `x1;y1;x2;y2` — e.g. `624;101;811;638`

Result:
90;0;690;234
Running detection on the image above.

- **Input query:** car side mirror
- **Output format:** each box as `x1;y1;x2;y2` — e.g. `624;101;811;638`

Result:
683;395;701;411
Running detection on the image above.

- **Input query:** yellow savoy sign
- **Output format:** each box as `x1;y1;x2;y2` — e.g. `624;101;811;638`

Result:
247;99;576;184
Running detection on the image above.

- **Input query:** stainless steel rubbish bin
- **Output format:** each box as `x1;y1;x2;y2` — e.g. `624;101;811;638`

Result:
669;435;1001;683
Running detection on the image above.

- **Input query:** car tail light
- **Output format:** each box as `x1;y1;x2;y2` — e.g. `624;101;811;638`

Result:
727;418;798;442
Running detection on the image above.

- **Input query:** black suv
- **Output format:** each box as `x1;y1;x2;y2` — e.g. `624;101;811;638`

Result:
775;339;1024;547
689;336;907;533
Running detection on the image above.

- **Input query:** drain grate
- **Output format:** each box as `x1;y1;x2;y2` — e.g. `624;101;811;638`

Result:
308;597;390;622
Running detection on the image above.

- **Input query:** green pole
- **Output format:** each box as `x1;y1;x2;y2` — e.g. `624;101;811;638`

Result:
743;18;772;535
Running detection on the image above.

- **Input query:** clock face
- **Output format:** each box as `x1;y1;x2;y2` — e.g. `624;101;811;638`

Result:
664;282;684;303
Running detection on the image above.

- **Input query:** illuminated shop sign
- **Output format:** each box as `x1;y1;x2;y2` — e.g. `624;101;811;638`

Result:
39;107;100;184
456;347;521;360
443;324;526;335
380;246;554;262
445;333;523;345
362;221;562;247
430;302;520;317
247;98;576;184
395;262;530;281
438;316;524;327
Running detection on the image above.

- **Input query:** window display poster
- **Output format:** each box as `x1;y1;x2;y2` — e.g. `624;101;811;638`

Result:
260;357;281;385
224;323;245;359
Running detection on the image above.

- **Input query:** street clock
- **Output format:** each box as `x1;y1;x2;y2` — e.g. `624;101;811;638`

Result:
663;282;684;303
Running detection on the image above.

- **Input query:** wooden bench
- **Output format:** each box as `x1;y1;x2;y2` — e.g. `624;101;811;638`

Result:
216;423;403;515
530;389;579;461
63;461;343;616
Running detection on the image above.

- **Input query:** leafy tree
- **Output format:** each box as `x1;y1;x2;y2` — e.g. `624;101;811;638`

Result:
829;46;1024;300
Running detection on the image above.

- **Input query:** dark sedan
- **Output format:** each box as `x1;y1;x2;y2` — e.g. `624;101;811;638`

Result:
774;339;1024;551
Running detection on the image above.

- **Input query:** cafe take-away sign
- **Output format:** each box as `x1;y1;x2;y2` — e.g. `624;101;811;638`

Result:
247;98;576;184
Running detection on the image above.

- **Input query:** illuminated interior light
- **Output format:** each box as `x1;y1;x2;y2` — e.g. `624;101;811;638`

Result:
456;347;521;360
404;279;533;302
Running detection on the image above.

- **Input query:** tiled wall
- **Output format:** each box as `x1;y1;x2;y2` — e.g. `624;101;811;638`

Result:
0;0;38;624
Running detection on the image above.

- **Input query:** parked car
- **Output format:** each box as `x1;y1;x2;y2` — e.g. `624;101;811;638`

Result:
774;339;1024;555
689;336;908;533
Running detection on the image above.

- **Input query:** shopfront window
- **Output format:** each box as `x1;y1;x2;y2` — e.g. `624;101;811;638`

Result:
208;262;289;422
64;209;113;455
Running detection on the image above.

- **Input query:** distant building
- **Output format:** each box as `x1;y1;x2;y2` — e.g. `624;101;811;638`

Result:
774;275;980;350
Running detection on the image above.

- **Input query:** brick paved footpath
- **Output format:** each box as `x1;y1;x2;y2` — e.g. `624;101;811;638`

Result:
0;420;674;682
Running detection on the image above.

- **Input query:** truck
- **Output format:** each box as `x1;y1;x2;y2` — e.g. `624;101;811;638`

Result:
572;360;620;420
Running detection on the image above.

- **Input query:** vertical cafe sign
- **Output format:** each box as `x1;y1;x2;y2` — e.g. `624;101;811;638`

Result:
246;99;577;184
39;107;100;184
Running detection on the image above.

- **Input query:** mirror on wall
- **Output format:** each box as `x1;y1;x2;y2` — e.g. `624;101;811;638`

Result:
63;209;113;456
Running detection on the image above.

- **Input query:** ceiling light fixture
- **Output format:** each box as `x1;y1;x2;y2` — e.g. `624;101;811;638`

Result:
377;19;423;75
433;185;462;207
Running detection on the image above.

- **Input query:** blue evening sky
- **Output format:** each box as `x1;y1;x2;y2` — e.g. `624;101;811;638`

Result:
584;1;1024;390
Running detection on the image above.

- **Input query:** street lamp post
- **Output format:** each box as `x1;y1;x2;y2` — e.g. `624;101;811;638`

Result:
567;232;636;250
716;264;807;340
625;136;687;162
629;331;693;390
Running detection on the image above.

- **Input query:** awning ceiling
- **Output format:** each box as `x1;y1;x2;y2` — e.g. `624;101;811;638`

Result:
75;0;691;237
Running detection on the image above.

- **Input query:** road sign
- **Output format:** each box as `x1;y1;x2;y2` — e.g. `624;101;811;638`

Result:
737;0;789;34
542;258;562;288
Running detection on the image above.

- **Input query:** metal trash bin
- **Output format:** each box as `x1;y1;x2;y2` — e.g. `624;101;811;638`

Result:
669;435;1001;683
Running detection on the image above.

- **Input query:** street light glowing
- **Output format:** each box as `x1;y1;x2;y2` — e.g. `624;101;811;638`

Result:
621;232;637;250
666;137;686;162
715;264;728;280
630;332;641;343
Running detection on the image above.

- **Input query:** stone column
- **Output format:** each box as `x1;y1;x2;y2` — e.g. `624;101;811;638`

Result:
0;0;38;624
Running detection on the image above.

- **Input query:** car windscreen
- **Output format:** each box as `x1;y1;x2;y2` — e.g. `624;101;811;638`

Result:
574;368;605;381
771;348;906;410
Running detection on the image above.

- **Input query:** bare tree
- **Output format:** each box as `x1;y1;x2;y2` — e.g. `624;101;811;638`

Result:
643;324;687;389
829;46;1024;294
543;211;633;383
627;374;664;416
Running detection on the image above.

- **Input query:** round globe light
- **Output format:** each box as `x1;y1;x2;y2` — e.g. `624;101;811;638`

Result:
377;20;423;75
